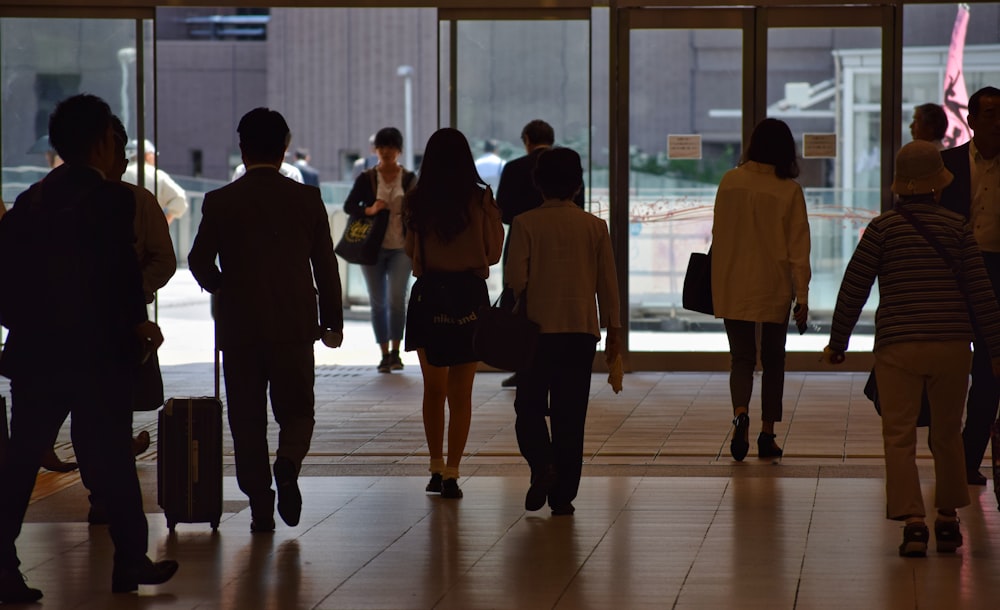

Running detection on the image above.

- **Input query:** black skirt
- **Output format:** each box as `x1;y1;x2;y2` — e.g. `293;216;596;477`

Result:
405;271;488;366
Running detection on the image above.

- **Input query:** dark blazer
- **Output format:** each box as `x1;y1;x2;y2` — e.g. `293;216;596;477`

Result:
0;164;146;378
940;142;972;218
188;166;343;350
342;167;416;217
497;148;585;225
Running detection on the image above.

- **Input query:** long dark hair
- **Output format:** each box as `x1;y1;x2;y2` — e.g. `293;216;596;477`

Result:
404;128;484;243
741;118;799;179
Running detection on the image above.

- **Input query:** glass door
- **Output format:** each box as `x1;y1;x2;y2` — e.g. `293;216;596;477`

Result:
439;8;592;301
616;8;753;370
763;7;890;361
616;5;893;371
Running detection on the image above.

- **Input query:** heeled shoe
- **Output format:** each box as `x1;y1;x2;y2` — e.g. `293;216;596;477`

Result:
132;430;151;456
757;432;783;458
111;557;179;593
39;447;78;473
730;413;750;462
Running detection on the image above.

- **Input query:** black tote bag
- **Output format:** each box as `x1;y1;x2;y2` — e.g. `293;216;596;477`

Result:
474;289;539;372
682;250;713;315
334;210;389;265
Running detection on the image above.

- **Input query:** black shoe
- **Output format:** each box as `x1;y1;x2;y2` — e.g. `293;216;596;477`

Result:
501;373;518;388
0;567;43;603
273;457;302;527
132;430;151;456
250;515;275;533
967;470;988;485
730;413;750;462
425;473;443;493
111;556;179;593
550;503;575;516
934;518;963;553
377;353;392;373
389;350;404;371
525;466;557;511
440;478;463;499
898;522;929;557
757;431;783;458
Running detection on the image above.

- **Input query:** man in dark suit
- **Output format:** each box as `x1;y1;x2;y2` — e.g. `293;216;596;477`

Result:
0;94;177;603
496;120;586;388
939;85;1000;485
189;108;344;533
293;148;320;188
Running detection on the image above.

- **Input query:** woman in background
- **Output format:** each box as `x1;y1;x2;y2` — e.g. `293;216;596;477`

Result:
403;128;503;498
343;127;416;373
711;118;811;461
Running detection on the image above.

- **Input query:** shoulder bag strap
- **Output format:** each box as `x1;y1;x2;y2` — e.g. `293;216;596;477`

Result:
895;205;977;326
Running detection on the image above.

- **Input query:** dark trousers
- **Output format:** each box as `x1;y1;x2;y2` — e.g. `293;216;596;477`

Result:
724;319;787;422
222;342;315;516
514;333;597;508
0;369;148;568
964;251;1000;473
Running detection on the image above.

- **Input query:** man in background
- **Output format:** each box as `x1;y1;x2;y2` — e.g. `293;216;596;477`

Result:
293;148;320;188
496;119;586;388
475;139;504;191
124;138;189;225
939;86;1000;486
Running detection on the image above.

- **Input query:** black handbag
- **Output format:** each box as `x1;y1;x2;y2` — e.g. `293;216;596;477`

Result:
334;210;389;265
474;289;539;371
682;249;713;315
863;368;931;427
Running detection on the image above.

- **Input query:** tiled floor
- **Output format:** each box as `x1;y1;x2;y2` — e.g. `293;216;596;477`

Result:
7;367;1000;609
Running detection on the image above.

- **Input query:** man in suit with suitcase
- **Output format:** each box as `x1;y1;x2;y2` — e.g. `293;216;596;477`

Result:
189;107;344;533
0;94;177;603
939;85;1000;486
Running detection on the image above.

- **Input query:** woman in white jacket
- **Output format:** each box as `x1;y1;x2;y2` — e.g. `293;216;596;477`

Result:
711;118;811;461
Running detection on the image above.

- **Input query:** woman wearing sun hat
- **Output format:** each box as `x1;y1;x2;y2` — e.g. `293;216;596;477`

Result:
824;140;1000;557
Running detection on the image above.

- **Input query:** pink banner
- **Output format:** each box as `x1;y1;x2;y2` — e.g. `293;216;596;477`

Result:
942;4;972;148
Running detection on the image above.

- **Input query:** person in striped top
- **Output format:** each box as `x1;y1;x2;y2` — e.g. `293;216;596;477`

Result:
825;141;1000;558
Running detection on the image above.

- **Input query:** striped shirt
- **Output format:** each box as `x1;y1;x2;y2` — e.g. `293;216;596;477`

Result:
829;198;1000;355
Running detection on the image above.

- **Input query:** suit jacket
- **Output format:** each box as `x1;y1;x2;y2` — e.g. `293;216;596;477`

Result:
497;148;585;225
0;164;146;379
940;142;972;219
188;166;343;350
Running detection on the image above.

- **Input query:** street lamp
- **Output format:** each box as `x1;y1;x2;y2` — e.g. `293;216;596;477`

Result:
117;47;136;132
397;65;414;171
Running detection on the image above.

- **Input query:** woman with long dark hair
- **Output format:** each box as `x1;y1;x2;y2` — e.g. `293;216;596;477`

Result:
712;118;811;461
404;128;504;498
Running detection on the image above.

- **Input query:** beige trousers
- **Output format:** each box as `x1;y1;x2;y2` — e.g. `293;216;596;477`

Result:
875;340;971;520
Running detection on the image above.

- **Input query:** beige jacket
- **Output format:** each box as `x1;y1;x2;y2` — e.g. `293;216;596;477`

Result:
405;188;504;279
125;183;176;303
505;199;621;337
711;161;811;323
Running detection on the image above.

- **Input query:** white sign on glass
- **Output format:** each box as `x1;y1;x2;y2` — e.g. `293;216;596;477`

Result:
667;135;702;160
802;133;837;158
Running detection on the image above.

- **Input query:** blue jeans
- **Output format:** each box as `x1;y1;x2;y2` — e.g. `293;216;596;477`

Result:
360;247;411;345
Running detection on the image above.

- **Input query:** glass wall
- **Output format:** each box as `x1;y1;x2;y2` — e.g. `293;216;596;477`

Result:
1;18;143;204
440;11;592;300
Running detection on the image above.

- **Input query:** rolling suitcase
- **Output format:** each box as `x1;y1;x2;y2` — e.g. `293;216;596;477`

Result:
157;344;223;531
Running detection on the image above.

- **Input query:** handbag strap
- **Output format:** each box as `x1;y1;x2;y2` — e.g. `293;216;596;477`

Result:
894;205;965;294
